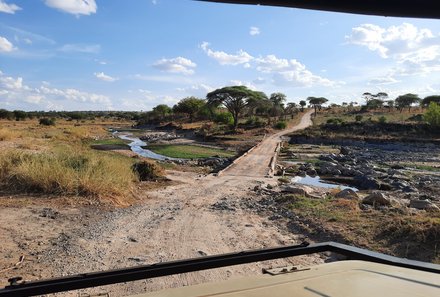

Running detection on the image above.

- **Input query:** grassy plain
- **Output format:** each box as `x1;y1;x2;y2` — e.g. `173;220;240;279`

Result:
0;118;140;205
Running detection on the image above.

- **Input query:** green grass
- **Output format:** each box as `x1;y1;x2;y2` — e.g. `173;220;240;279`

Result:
146;144;235;159
91;138;128;146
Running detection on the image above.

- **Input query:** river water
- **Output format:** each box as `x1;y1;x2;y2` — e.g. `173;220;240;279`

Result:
291;175;358;191
113;132;178;161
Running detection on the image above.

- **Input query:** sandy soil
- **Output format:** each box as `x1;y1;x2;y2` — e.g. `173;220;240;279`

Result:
0;111;319;296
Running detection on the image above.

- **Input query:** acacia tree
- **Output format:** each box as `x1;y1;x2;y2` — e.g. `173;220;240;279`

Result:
307;97;328;115
299;100;307;112
152;104;172;121
395;93;420;112
422;95;440;108
285;102;298;119
269;92;287;120
173;97;205;122
206;86;267;129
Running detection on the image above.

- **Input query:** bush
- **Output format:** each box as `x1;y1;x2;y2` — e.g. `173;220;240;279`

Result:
132;160;164;181
355;115;363;122
378;116;387;124
424;102;440;128
39;117;56;126
274;121;287;130
245;116;266;128
213;112;234;125
326;118;344;125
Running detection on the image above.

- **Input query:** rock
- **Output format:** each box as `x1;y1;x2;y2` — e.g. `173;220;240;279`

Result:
335;189;359;200
340;146;351;155
362;191;395;206
280;186;306;196
409;199;440;212
306;168;317;176
355;176;380;190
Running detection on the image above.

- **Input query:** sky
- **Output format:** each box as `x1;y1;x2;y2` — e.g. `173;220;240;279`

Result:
1;0;440;111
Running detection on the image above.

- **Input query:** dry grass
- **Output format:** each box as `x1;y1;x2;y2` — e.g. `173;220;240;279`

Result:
0;119;173;205
0;128;21;141
282;195;440;263
0;145;138;205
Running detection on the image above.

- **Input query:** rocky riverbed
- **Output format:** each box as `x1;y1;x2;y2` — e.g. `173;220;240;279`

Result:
277;141;440;212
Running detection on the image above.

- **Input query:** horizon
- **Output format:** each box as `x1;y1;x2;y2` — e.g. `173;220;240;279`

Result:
1;0;440;111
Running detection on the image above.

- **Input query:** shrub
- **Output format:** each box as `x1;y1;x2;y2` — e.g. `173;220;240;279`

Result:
424;102;440;128
274;121;287;130
245;116;266;128
355;115;363;122
213;112;234;125
39;117;56;126
132;160;164;181
326;118;344;125
378;116;387;124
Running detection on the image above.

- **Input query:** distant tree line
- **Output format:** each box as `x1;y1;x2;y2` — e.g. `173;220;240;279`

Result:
0;109;143;121
360;92;440;112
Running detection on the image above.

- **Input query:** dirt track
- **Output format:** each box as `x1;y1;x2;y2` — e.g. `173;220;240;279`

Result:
223;111;313;177
0;112;318;296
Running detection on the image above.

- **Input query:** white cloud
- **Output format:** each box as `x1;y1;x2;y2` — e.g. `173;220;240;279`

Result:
0;0;21;14
230;80;257;90
0;36;15;52
153;57;196;75
368;76;399;85
201;42;253;66
0;70;113;110
176;84;214;97
59;43;100;54
249;26;260;36
0;72;26;90
45;0;97;16
255;55;336;87
94;72;117;82
253;77;266;84
347;23;440;76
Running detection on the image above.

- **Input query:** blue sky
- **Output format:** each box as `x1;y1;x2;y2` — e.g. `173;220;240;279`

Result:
1;0;440;111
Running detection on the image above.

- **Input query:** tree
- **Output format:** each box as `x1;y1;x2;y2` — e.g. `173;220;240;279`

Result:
0;109;12;120
269;92;287;120
152;104;172;120
376;92;388;101
422;95;440;108
366;98;384;110
13;110;27;121
385;100;395;112
206;86;267;129
173;97;205;122
299;100;307;112
395;93;420;112
362;92;374;104
307;97;328;115
285;102;298;119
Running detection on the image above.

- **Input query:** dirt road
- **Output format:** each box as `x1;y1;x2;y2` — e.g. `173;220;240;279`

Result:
0;112;318;296
223;111;313;177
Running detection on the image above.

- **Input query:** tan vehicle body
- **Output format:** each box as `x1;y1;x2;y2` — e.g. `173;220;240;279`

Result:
136;260;440;297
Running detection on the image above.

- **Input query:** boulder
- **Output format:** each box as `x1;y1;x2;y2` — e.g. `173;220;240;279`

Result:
335;189;359;200
306;168;317;176
340;146;351;155
362;191;394;206
355;176;380;190
280;186;306;196
280;184;316;197
409;199;440;212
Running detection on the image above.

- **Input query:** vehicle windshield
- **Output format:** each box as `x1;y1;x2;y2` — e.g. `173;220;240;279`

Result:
1;0;439;296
